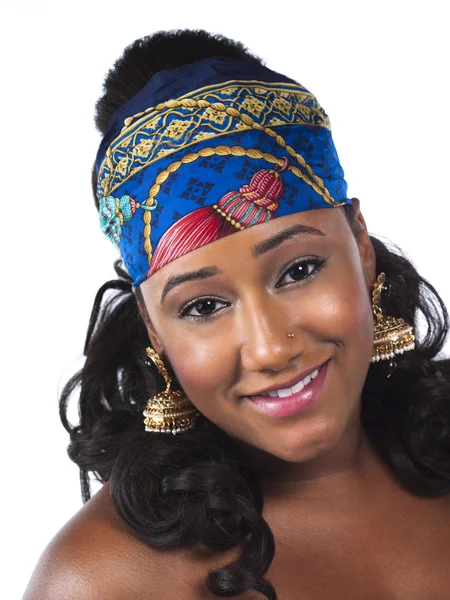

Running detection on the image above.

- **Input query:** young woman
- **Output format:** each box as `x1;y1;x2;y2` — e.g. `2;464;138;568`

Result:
24;30;450;600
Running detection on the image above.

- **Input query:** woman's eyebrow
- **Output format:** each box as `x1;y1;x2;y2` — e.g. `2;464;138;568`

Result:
161;267;221;304
252;224;325;258
160;224;325;304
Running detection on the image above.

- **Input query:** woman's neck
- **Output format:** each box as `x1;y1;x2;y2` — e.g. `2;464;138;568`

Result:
233;415;394;507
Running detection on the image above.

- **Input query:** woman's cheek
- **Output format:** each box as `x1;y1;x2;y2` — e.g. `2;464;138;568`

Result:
303;279;373;348
167;338;230;405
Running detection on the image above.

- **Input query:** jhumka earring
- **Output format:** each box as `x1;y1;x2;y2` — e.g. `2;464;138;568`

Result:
371;272;415;375
143;347;198;434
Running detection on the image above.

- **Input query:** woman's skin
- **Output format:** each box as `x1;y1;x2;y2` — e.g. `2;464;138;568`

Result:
23;199;450;600
139;199;377;499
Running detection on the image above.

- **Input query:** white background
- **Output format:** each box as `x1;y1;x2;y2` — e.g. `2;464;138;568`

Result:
2;1;449;597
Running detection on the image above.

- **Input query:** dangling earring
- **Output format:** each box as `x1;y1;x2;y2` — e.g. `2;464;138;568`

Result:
143;347;198;434
371;273;415;375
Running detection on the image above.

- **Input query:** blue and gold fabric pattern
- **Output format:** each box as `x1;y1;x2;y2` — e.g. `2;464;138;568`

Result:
95;57;351;285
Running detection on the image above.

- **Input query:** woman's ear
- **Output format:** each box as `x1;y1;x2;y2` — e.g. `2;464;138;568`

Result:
133;287;165;357
350;198;376;288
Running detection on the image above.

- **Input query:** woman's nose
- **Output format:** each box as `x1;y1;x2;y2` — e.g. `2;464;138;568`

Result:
238;295;304;372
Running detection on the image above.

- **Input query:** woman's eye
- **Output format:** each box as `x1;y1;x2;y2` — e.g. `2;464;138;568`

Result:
277;258;325;288
179;298;228;321
179;259;325;322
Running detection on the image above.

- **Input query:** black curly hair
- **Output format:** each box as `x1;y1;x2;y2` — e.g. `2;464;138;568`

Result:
60;29;450;599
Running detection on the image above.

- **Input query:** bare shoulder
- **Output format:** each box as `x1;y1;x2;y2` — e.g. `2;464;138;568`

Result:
22;482;170;600
22;481;229;600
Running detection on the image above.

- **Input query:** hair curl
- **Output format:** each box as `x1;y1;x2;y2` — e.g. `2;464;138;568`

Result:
60;30;450;599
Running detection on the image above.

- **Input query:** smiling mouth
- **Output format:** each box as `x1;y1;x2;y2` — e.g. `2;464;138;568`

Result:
243;360;329;400
242;360;331;418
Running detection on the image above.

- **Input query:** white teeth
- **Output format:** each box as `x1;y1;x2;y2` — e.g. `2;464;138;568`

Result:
290;379;304;394
277;387;293;398
270;366;322;398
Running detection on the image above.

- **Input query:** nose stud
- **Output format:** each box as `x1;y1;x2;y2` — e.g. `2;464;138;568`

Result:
286;333;295;338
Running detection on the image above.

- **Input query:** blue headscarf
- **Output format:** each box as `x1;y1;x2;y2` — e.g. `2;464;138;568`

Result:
95;56;351;286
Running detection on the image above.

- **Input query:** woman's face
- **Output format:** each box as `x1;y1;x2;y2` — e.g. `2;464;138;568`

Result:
140;203;376;464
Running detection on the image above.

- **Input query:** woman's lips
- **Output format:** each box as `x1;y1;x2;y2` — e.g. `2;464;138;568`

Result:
243;360;331;417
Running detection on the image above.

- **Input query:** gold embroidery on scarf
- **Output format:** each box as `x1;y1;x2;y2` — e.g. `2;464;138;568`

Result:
97;82;331;200
122;79;320;128
142;146;346;266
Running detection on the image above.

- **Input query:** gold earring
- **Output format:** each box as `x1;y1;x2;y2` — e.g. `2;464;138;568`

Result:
143;347;198;434
371;272;415;364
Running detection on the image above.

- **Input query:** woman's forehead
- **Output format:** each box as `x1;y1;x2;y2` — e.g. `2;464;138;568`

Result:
143;209;346;292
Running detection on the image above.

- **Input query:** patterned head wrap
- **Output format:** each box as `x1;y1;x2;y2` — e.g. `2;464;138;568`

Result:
95;57;351;286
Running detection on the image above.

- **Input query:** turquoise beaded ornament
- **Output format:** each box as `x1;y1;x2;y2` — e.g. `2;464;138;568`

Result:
99;194;158;247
